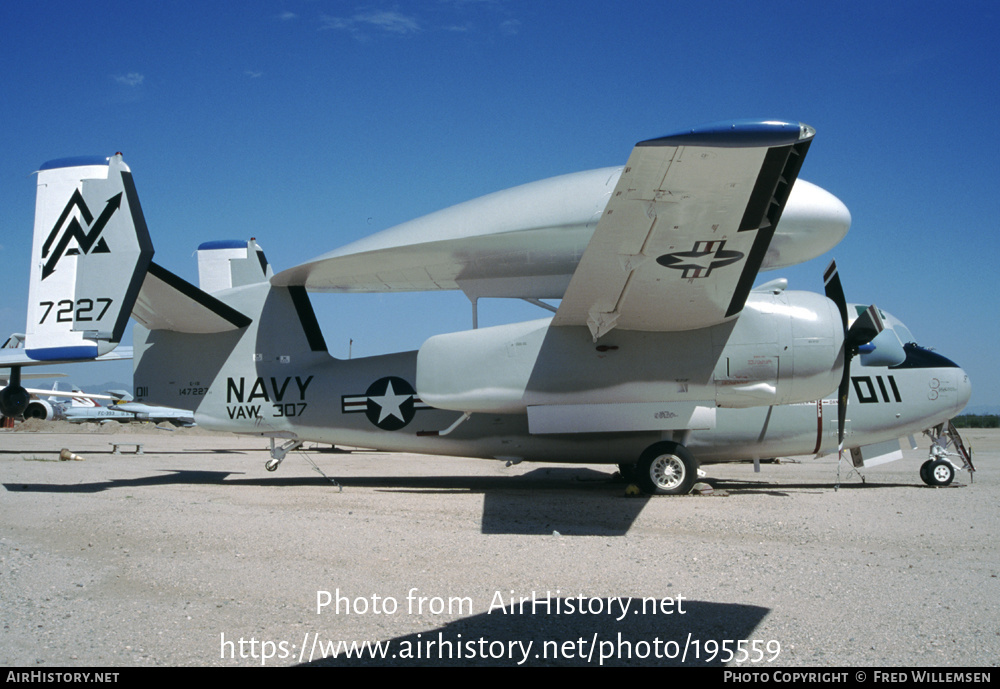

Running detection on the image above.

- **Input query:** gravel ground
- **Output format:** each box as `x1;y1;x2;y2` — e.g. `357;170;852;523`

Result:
1;423;997;667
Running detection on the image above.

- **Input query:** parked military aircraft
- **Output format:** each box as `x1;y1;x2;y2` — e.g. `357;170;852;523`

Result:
51;390;195;427
0;375;83;421
0;121;972;493
1;335;116;420
1;332;192;425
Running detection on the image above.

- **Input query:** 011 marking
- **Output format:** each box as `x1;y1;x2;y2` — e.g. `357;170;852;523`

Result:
852;375;902;404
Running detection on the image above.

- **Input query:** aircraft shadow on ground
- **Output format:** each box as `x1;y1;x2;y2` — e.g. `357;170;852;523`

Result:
707;478;931;493
3;470;245;493
1;466;649;536
478;467;647;535
1;467;615;495
299;598;771;667
3;465;937;537
336;467;650;535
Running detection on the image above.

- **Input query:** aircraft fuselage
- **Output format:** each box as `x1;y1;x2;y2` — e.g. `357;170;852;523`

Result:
134;281;970;466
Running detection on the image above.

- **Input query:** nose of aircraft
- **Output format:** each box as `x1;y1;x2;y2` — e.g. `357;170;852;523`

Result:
956;367;972;412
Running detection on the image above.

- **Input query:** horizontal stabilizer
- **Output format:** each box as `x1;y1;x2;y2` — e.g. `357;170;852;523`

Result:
0;346;132;370
132;263;252;333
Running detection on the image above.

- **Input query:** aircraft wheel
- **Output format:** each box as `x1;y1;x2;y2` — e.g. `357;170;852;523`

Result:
636;441;697;495
265;459;280;472
919;460;934;485
924;460;955;487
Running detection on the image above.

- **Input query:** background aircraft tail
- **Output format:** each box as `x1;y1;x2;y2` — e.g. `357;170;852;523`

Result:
26;155;153;361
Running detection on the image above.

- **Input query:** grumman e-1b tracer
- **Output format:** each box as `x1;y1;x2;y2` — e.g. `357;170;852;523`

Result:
0;120;973;494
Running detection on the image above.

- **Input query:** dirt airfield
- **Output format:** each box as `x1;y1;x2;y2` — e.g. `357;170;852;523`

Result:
1;422;997;667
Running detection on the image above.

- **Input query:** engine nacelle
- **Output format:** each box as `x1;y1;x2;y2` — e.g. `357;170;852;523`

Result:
417;290;843;432
0;385;31;419
23;399;54;421
713;290;843;408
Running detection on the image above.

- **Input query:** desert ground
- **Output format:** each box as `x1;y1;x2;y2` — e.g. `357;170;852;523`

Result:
1;422;996;667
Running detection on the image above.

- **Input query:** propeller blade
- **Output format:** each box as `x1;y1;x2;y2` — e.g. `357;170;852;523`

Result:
823;266;904;447
824;261;849;447
823;260;848;330
846;303;885;350
847;303;906;367
837;359;850;446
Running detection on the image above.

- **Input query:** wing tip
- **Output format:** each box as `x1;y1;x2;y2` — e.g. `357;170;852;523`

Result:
639;120;815;149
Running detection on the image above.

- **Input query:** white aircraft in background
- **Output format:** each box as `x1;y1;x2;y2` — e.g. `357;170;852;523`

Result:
60;390;196;427
0;364;191;426
1;333;120;420
0;121;972;493
0;375;107;421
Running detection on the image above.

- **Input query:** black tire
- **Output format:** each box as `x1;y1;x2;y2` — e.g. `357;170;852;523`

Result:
636;441;698;495
925;460;955;487
919;460;934;485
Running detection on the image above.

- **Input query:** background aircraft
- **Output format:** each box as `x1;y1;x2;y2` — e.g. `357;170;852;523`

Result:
1;333;124;422
60;403;195;427
0;368;193;426
1;121;971;493
0;375;80;422
2;336;111;421
59;390;196;427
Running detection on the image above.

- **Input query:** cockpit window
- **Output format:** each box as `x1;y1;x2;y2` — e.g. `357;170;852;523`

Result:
892;323;915;346
889;342;959;369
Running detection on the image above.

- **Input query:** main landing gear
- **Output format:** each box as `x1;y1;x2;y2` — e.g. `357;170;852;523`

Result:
265;438;303;471
920;421;974;487
263;437;343;490
628;441;699;495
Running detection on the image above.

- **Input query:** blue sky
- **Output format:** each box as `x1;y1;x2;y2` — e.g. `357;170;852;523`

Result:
1;1;997;409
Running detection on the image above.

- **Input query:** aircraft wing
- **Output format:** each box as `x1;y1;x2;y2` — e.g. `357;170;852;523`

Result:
272;122;848;306
0;372;66;383
24;387;114;401
551;120;814;340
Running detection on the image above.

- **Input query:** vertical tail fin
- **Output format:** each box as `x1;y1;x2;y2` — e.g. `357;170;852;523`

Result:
196;238;273;293
26;154;153;361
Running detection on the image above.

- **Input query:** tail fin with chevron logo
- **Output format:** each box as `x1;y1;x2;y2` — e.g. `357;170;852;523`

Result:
25;155;153;361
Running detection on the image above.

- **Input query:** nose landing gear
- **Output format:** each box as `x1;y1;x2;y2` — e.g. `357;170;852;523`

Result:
921;421;974;486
